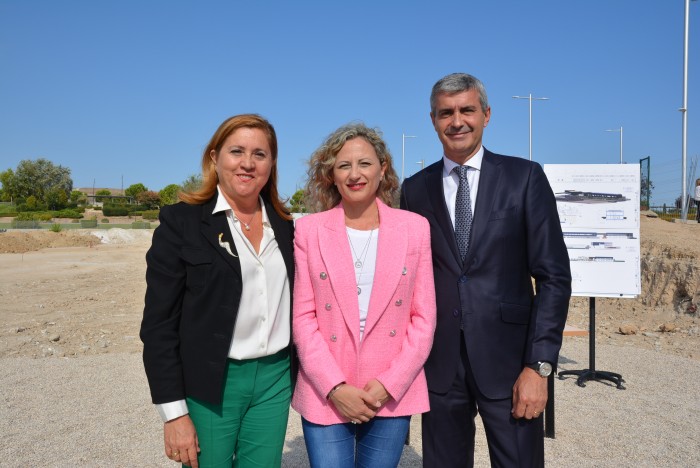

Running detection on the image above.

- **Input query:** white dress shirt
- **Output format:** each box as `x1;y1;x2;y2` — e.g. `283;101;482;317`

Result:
442;146;484;228
156;187;291;422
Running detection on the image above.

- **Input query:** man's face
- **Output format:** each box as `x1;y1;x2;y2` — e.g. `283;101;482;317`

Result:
431;89;491;164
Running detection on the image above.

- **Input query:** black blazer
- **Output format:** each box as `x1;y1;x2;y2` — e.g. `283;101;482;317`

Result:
400;150;571;399
140;193;296;405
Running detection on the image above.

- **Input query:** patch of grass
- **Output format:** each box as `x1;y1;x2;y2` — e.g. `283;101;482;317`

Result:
49;223;62;232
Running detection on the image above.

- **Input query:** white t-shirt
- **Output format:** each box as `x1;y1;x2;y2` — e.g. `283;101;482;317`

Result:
346;227;378;340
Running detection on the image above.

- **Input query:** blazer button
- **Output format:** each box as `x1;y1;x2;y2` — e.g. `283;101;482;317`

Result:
453;309;459;317
459;275;467;284
330;334;337;342
389;330;396;337
320;272;328;280
395;299;403;306
402;267;407;276
325;303;332;311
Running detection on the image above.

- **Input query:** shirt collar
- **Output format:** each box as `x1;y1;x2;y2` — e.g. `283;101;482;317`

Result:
442;146;485;176
212;186;270;227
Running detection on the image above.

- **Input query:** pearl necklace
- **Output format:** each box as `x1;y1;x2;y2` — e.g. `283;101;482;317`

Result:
233;210;256;231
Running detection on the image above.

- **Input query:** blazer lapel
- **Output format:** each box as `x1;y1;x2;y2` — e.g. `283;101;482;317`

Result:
425;161;461;265
464;150;501;271
363;201;406;338
200;195;243;278
265;199;294;288
318;205;362;344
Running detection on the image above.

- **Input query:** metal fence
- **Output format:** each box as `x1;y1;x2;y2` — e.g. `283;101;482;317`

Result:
649;204;699;222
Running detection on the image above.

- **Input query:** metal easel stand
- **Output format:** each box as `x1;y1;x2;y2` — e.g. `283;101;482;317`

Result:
558;297;625;389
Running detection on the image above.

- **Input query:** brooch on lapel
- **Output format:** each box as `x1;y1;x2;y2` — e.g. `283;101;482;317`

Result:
218;233;238;257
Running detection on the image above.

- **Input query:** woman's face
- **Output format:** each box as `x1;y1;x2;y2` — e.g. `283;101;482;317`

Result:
332;138;386;208
210;127;272;205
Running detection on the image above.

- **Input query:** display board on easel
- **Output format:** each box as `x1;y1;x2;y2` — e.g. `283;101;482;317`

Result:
542;163;640;393
543;164;641;298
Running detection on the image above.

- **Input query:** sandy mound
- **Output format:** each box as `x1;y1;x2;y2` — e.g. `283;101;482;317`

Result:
566;216;699;359
0;229;101;253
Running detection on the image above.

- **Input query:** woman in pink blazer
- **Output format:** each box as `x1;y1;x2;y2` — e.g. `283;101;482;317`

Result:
292;123;436;467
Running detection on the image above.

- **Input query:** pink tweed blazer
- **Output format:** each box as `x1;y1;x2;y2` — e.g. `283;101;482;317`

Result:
291;200;436;425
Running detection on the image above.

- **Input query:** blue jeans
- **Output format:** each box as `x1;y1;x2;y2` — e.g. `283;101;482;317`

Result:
301;416;410;468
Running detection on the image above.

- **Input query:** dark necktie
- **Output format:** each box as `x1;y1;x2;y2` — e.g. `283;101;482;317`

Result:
454;166;473;262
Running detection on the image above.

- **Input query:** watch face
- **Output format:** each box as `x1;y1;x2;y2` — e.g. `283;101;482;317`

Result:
539;362;553;377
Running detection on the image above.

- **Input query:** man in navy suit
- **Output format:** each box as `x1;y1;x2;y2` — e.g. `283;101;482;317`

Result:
401;73;571;467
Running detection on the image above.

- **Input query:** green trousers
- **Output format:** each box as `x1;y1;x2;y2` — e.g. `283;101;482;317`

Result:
186;349;291;467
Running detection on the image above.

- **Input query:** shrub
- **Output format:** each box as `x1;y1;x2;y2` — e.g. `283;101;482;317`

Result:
80;219;98;228
53;209;83;219
102;205;129;216
11;219;40;229
14;212;36;221
142;210;159;220
101;218;110;223
131;221;151;229
71;219;80;223
0;203;18;215
50;223;62;232
15;212;53;222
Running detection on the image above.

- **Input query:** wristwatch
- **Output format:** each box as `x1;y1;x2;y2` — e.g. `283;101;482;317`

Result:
526;361;553;378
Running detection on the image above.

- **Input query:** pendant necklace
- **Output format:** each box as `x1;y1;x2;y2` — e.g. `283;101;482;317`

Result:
234;210;256;231
347;228;374;295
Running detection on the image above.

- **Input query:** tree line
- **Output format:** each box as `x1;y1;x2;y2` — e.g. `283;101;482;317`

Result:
0;158;203;211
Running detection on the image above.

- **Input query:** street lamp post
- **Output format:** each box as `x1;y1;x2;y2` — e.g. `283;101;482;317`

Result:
512;93;549;161
605;127;624;164
416;159;425;171
401;133;416;181
680;0;697;220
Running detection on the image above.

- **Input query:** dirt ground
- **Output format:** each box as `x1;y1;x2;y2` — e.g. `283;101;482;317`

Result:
0;214;698;361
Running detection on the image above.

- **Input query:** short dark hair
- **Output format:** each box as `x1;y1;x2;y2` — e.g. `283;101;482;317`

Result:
430;73;489;114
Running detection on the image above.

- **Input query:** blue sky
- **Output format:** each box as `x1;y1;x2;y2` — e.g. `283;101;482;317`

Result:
1;1;698;205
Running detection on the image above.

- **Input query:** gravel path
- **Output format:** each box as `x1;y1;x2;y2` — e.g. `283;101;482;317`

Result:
2;338;698;467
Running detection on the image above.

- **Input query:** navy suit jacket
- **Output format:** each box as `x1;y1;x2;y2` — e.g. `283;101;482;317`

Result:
140;193;296;405
400;149;571;399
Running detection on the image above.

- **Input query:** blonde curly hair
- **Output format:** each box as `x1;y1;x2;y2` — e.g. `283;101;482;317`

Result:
304;123;400;213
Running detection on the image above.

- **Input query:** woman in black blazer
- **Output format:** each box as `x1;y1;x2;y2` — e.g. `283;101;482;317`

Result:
140;114;295;467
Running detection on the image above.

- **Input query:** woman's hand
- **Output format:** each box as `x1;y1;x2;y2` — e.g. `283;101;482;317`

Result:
363;378;390;409
329;384;378;423
164;415;200;467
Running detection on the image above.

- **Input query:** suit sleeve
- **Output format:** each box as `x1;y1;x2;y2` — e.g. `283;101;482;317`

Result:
524;164;572;365
140;206;187;404
399;180;409;211
292;221;347;398
376;217;437;401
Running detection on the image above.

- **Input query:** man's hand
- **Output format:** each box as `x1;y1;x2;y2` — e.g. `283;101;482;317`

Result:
511;368;548;419
164;415;200;467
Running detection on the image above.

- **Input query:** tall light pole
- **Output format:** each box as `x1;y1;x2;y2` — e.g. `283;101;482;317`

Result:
605;127;624;164
512;93;549;161
401;133;416;181
416;159;425;171
680;0;697;220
